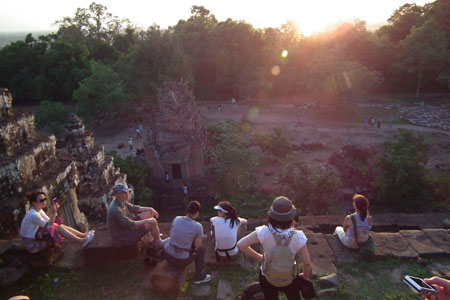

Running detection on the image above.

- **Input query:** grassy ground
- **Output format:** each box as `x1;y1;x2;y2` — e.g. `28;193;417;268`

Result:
3;254;447;300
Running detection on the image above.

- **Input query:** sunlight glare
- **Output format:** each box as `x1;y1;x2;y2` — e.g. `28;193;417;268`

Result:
271;66;281;76
281;50;288;58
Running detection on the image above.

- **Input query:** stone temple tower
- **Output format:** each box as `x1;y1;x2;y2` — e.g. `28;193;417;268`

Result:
145;82;206;190
0;88;128;238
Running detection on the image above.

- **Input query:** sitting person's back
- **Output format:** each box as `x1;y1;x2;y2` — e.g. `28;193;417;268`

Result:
162;201;211;285
210;201;247;260
334;194;372;249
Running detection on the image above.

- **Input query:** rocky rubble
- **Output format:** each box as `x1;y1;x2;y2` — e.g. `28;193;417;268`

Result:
400;103;450;130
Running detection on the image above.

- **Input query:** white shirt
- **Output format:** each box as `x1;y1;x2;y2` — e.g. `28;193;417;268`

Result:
211;216;246;256
255;225;307;259
20;208;49;239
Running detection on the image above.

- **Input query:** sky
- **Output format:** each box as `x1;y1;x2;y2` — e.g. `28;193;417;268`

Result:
0;0;431;35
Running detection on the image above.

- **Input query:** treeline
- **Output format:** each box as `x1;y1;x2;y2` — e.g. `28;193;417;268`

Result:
1;1;449;120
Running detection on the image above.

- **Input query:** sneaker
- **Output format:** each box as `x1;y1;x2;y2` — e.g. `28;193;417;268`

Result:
82;232;94;248
193;274;211;285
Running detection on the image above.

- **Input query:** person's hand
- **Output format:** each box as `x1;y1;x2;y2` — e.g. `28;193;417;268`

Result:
257;253;263;263
422;277;450;300
50;201;59;214
147;218;157;226
299;273;308;280
149;207;159;219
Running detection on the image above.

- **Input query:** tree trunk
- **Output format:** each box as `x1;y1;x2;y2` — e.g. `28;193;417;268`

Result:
415;70;423;98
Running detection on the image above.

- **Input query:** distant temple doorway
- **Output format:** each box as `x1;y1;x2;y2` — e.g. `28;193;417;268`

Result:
171;164;182;179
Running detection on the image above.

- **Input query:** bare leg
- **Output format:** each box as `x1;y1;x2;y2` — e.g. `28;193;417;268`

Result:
60;224;87;238
144;222;161;242
55;226;87;243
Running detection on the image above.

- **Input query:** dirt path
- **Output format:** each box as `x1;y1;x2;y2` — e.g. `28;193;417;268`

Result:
94;102;450;169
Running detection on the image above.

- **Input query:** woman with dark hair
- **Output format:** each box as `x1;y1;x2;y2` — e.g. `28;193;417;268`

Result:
238;196;311;300
210;201;247;260
334;194;372;249
162;201;211;284
20;192;94;253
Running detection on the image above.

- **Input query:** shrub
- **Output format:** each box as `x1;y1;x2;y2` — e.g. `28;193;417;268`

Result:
278;159;341;214
377;129;429;211
253;127;293;158
35;100;72;136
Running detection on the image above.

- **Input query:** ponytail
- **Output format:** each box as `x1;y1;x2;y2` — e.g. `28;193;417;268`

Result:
216;201;240;229
353;194;369;221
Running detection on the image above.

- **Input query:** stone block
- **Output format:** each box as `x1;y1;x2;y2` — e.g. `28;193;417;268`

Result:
305;233;337;276
318;273;339;288
400;230;445;256
83;226;140;265
324;234;359;263
150;260;187;298
375;232;418;258
422;229;450;254
317;287;337;299
217;279;234;300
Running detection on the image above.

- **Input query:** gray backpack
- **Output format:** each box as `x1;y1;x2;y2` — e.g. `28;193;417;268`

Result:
262;233;297;287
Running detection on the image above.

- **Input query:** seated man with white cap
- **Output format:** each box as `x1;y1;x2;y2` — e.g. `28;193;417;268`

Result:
107;183;164;248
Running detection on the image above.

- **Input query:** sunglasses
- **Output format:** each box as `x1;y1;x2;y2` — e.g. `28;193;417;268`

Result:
36;198;47;203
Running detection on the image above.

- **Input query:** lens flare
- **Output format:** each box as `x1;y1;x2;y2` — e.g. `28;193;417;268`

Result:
249;107;259;120
281;50;288;58
271;66;281;76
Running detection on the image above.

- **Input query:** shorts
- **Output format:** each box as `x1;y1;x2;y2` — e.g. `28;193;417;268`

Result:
120;225;148;247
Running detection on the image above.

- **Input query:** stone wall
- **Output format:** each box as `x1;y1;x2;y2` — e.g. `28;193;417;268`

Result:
0;90;128;238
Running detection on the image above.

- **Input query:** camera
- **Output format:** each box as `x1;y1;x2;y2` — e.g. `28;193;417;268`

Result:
403;275;438;296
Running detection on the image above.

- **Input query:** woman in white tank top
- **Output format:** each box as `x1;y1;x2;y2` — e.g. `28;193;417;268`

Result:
334;194;372;249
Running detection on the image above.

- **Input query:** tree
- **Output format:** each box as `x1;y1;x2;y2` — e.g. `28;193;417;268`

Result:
377;129;429;211
253;127;293;158
0;34;46;104
205;119;255;196
34;100;72;136
55;2;132;44
38;41;90;101
378;3;426;43
73;61;128;120
398;20;449;97
303;46;384;95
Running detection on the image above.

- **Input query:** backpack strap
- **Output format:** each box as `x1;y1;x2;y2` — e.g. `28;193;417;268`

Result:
350;214;359;245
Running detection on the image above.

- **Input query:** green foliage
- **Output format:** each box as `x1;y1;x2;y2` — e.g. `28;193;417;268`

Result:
73;61;128;121
138;187;154;207
398;20;449;97
205;119;255;196
377;129;429;211
107;151;150;188
253;127;293;158
426;162;450;210
278;159;341;214
35;101;73;136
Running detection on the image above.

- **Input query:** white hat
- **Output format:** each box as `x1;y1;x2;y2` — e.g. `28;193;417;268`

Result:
213;205;229;213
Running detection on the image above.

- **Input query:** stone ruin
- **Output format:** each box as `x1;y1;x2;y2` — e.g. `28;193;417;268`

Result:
0;88;128;238
145;82;206;206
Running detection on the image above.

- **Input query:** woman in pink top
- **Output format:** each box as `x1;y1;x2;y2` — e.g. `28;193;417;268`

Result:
20;191;95;253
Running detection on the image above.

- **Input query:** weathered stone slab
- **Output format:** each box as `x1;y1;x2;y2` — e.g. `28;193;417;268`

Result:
376;232;418;258
372;232;391;257
324;234;359;263
83;225;140;265
306;233;337;275
400;230;444;256
217;279;234;300
422;229;450;254
423;213;450;229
